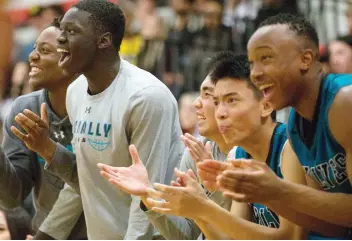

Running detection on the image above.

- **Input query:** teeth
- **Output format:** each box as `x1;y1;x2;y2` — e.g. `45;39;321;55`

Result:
197;116;206;120
31;67;41;72
259;83;274;90
57;48;69;53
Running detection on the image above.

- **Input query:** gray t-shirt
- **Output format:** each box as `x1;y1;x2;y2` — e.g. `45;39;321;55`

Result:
48;60;184;239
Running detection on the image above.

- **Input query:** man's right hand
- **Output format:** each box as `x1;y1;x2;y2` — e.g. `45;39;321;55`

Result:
98;145;153;197
10;103;56;162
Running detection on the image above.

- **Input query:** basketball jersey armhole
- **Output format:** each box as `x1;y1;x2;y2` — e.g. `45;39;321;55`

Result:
325;89;345;150
278;140;289;178
227;146;238;160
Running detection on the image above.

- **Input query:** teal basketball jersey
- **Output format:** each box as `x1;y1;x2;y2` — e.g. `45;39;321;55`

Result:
287;74;352;239
228;123;287;228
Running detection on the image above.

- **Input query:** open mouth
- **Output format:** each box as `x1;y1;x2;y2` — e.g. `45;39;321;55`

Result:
29;66;42;77
197;115;206;120
57;48;71;67
258;83;275;99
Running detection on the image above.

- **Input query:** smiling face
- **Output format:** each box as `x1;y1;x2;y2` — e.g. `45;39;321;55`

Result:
57;8;98;75
214;78;271;146
247;24;308;110
193;76;219;138
28;26;71;91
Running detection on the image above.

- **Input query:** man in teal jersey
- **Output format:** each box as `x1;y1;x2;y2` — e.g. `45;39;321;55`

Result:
200;13;352;239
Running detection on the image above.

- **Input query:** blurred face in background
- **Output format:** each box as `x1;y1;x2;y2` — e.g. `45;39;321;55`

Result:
202;0;223;30
170;0;193;15
346;7;352;35
329;40;352;74
0;211;10;240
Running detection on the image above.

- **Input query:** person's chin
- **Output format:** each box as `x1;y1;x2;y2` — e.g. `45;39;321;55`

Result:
29;78;46;91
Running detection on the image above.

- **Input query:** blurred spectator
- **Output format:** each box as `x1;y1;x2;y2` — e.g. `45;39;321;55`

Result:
163;0;197;100
345;2;352;36
179;92;200;137
254;0;298;29
0;206;32;240
119;4;143;65
0;0;13;100
135;0;167;76
40;5;64;28
184;0;233;92
319;46;330;74
328;35;352;74
223;0;259;52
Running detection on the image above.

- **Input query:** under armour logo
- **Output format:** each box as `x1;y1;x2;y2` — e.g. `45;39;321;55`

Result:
85;107;92;113
54;131;65;140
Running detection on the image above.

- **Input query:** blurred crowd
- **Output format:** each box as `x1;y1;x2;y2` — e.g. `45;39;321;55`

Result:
0;0;352;147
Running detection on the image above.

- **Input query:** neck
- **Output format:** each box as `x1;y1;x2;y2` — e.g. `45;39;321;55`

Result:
239;120;277;162
210;134;232;155
83;52;120;95
47;83;70;119
292;64;324;121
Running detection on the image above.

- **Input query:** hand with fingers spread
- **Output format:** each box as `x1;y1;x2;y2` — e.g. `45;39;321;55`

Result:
196;159;232;192
11;103;56;162
217;159;284;204
98;145;153;196
181;133;213;164
145;168;210;219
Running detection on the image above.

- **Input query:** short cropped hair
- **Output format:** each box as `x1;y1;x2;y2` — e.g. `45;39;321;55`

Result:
74;0;126;51
208;52;262;100
259;13;319;49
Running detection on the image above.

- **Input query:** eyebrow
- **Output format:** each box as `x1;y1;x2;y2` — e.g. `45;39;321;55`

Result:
223;92;239;98
201;86;214;92
61;21;84;30
34;42;55;50
255;45;272;50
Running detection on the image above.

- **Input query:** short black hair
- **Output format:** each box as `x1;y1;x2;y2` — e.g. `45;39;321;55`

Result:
74;0;126;51
207;51;276;120
208;52;262;100
50;16;61;29
259;13;319;49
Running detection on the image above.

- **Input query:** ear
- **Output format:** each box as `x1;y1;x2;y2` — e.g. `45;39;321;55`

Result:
261;100;274;118
97;32;113;49
299;49;314;72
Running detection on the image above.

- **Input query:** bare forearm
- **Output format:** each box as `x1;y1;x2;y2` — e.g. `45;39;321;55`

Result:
270;181;352;227
194;219;228;240
269;202;347;237
200;200;287;240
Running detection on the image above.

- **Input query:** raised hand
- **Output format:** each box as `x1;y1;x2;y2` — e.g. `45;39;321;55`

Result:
146;168;210;219
181;133;213;164
11;103;56;161
98;145;152;196
196;159;231;192
217;159;283;204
